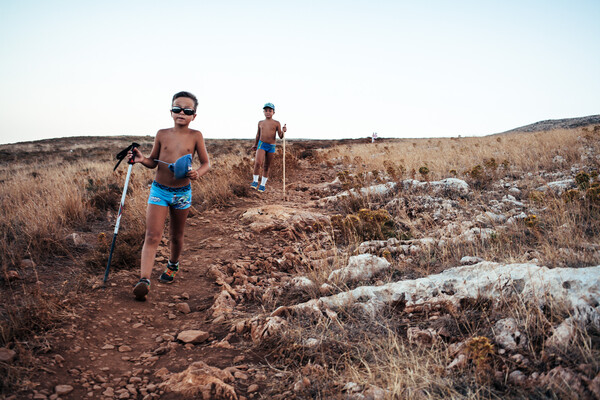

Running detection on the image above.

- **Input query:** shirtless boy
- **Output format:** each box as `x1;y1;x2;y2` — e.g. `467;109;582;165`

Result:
128;91;210;301
250;102;286;192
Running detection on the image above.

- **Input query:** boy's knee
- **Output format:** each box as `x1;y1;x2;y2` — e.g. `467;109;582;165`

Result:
144;230;162;246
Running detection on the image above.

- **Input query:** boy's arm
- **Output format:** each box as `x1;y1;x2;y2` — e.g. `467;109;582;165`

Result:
277;122;287;139
187;132;210;181
251;122;260;151
129;133;160;168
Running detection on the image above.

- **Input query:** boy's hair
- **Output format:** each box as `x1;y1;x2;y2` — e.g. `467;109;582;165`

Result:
172;91;198;111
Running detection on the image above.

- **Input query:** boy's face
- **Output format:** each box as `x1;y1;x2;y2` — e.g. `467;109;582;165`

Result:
171;97;196;125
263;107;274;118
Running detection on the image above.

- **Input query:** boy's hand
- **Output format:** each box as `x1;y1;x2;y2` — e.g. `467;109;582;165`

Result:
187;168;199;180
283;124;287;133
127;148;144;164
250;145;257;152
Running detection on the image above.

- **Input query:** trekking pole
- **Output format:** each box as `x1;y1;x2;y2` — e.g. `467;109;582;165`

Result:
282;124;287;201
103;142;139;284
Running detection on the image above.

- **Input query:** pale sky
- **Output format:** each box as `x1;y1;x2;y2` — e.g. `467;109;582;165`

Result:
0;0;598;145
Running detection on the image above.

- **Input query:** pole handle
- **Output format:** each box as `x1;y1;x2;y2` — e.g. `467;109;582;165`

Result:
283;136;286;201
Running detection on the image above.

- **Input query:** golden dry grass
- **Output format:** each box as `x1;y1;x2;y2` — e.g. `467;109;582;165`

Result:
1;126;599;398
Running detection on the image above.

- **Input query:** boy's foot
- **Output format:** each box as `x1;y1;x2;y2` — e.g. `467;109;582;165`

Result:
159;261;179;284
133;278;150;301
258;185;266;192
250;181;259;189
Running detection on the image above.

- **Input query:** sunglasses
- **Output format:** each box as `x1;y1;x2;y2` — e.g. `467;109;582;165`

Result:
171;107;195;116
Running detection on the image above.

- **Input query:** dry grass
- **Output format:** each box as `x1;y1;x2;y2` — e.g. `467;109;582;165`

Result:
2;127;600;397
272;126;600;398
319;128;591;181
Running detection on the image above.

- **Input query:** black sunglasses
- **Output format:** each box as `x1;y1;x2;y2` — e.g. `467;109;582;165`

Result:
171;107;195;115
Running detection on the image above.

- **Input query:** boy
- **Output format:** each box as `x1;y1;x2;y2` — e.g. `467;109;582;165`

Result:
250;102;286;192
128;91;210;301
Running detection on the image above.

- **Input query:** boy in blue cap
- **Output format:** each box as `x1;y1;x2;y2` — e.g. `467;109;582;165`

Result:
250;102;286;192
128;91;210;301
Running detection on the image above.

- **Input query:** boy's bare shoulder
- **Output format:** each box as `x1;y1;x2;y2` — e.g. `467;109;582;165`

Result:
156;128;173;138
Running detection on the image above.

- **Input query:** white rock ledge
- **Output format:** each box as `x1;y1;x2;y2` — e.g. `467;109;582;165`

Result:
284;262;600;347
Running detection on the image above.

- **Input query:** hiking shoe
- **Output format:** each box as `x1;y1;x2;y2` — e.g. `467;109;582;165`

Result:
250;181;259;189
133;278;150;301
159;261;179;284
257;185;266;192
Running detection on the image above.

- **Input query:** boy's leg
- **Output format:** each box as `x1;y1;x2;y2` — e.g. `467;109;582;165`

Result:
168;207;190;263
140;204;169;279
263;152;275;180
135;203;168;300
158;207;189;283
258;152;275;192
253;149;265;176
252;149;266;189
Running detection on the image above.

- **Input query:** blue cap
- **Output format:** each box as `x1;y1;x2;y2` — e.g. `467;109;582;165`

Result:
168;154;192;179
263;102;275;110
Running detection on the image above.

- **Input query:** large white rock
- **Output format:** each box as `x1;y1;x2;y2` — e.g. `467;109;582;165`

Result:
536;179;576;195
319;182;398;204
328;254;391;283
401;178;470;197
288;262;600;347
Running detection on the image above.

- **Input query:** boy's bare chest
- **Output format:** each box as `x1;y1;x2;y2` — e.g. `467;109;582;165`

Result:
259;121;277;136
260;120;277;129
160;135;196;161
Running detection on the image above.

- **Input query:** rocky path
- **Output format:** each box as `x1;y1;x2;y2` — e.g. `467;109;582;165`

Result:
23;167;331;400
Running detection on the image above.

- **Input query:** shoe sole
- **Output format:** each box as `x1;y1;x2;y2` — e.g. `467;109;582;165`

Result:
133;283;149;301
158;278;174;284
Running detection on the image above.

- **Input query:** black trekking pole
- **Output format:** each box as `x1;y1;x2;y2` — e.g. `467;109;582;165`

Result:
103;142;139;284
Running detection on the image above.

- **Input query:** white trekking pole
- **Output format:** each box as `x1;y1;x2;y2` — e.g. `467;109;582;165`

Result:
103;142;139;284
283;124;286;201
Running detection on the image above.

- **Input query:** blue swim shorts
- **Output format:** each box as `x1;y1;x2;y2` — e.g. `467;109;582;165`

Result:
148;181;192;210
257;140;276;154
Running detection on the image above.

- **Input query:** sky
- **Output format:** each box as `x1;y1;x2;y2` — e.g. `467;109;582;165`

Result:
0;0;599;145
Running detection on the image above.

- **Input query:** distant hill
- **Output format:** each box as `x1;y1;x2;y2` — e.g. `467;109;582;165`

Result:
499;114;600;134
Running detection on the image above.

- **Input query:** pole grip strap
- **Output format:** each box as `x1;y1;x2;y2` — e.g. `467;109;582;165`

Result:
113;142;140;171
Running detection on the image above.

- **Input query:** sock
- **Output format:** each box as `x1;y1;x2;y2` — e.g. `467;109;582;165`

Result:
167;260;179;270
261;177;268;186
253;175;259;183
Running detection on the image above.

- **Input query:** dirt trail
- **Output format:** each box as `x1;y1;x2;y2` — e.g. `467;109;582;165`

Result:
26;166;333;400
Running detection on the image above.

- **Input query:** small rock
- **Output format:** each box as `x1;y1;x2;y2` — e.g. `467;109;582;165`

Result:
118;345;132;353
247;384;259;393
177;330;209;344
5;270;20;281
101;344;116;350
167;313;176;320
342;382;361;393
508;370;526;385
21;258;36;268
175;303;191;314
65;232;85;246
447;354;467;369
0;347;17;363
55;385;74;395
234;371;248;380
460;256;484;265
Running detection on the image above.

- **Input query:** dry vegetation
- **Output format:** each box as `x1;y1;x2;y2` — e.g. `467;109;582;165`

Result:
1;126;599;398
